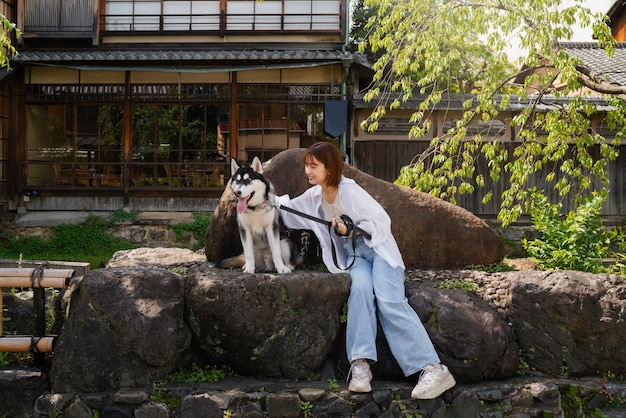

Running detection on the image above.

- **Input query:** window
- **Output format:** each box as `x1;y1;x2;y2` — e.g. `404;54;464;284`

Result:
24;81;339;189
235;103;315;162
103;0;341;32
163;1;220;30
130;103;228;186
25;102;230;188
26;104;122;187
105;0;161;31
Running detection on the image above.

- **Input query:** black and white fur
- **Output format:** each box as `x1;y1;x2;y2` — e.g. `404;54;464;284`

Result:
219;157;302;274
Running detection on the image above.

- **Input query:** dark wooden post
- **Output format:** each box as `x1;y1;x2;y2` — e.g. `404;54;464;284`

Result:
32;287;46;367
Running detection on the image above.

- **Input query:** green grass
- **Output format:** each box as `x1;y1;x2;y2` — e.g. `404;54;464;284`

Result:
169;212;212;249
468;262;516;273
0;213;137;268
0;210;212;268
436;279;480;293
162;363;229;384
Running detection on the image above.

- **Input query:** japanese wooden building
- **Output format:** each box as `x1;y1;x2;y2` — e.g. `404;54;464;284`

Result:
0;0;352;212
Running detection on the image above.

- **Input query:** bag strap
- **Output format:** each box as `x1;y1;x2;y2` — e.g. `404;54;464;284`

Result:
329;220;358;271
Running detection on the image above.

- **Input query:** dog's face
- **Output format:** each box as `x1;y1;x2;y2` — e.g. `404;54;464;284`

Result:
231;157;270;214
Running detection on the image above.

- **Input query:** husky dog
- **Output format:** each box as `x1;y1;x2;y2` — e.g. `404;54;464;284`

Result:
218;157;302;274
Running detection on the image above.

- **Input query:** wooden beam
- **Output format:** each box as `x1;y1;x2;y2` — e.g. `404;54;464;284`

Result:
230;71;238;160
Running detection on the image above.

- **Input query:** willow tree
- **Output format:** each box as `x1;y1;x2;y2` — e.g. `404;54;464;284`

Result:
358;0;621;227
0;15;19;69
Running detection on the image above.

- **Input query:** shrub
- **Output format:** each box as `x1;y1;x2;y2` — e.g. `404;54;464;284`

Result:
523;191;618;274
169;212;211;250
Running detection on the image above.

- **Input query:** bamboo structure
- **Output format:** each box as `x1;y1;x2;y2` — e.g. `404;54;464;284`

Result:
0;336;55;352
0;275;69;288
0;267;74;355
0;268;74;287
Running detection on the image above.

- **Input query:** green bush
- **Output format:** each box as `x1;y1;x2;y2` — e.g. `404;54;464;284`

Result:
523;191;623;275
608;226;626;277
169;212;211;249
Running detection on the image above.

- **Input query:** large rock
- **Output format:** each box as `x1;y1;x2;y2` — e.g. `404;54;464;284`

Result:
184;263;351;379
506;270;626;377
409;283;519;382
0;368;47;418
330;280;519;384
205;148;504;269
107;247;206;268
50;267;191;393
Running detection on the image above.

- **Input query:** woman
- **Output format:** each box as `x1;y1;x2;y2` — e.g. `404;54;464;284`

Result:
276;142;456;399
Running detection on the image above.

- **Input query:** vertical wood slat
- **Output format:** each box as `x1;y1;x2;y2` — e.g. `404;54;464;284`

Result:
24;0;94;32
353;141;626;218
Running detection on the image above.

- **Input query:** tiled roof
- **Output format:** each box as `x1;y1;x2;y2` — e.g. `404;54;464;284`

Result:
352;93;613;111
559;41;626;86
11;48;351;64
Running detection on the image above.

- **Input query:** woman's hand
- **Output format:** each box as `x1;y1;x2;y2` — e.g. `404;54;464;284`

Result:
332;217;350;237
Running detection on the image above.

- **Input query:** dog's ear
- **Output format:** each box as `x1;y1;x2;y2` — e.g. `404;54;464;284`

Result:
231;158;240;175
251;156;263;174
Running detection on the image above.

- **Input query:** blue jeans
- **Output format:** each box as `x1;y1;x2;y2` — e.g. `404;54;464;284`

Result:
344;236;440;376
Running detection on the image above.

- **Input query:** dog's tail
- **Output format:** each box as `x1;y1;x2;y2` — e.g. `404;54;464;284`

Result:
211;254;245;270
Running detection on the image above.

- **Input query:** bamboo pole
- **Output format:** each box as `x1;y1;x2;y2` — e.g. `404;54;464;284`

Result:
0;276;69;289
0;336;55;353
0;268;74;278
0;268;74;289
0;268;74;276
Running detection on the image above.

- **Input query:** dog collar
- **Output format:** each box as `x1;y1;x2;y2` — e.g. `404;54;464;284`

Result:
247;200;271;212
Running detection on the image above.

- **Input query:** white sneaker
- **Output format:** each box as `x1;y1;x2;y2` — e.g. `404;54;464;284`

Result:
411;363;456;399
348;359;372;393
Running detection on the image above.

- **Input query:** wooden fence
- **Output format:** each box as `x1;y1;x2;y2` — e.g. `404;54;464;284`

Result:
353;141;626;218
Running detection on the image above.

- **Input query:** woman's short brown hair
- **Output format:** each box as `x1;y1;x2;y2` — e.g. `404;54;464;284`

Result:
302;142;344;187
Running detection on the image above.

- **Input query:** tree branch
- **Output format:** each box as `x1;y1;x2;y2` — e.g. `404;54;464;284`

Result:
575;64;626;101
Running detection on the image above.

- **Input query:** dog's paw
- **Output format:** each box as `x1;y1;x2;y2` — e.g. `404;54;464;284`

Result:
276;265;292;274
242;264;255;274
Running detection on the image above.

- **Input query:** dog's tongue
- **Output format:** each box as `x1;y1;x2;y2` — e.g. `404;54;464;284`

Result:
236;196;249;214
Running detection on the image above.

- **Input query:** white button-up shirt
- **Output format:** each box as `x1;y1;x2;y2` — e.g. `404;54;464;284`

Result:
275;176;405;273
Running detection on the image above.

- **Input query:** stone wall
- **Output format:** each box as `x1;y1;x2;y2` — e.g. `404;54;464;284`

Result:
2;248;626;417
4;368;626;417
